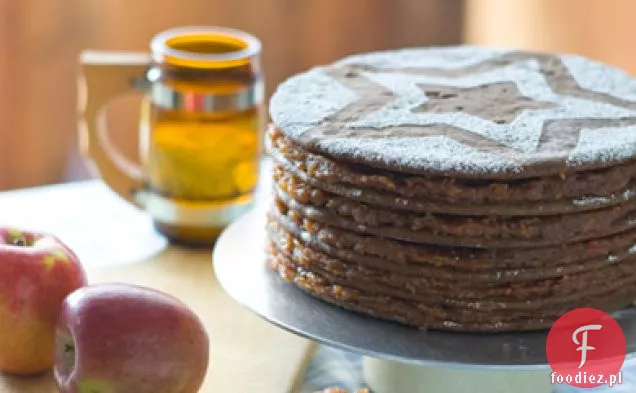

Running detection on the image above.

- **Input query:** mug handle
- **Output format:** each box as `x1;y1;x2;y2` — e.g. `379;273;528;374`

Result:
78;51;151;205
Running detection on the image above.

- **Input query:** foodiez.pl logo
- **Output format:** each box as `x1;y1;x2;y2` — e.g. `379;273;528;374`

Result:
546;308;626;388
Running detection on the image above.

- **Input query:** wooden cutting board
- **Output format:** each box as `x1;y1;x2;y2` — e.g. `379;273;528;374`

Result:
0;181;315;393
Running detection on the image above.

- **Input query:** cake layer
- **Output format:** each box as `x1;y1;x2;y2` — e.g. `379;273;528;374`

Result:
269;213;636;285
272;207;636;271
274;185;636;249
268;127;636;211
268;247;636;332
268;213;636;304
267;240;636;313
273;155;636;218
272;151;636;217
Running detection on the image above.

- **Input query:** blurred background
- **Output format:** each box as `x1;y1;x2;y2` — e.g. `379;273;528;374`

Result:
1;0;635;190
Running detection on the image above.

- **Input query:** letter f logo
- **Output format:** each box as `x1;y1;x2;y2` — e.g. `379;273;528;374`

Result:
573;324;603;369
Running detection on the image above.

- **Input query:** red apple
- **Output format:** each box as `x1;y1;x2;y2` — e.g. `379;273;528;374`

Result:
54;283;209;393
0;228;87;375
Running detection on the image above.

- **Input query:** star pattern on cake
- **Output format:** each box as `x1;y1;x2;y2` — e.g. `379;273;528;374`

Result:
413;82;556;124
347;60;636;153
270;48;636;174
300;56;636;156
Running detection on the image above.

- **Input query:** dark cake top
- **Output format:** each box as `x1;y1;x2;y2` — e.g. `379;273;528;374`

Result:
269;46;636;179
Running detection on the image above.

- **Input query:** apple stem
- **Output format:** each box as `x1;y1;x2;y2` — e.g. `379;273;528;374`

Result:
12;237;27;247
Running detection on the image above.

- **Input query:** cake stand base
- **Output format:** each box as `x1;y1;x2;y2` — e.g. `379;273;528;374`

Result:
213;209;636;392
363;357;553;393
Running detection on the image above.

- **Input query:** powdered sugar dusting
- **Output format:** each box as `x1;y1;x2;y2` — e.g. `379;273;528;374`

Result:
336;45;511;70
318;136;521;174
269;67;358;136
567;126;636;165
270;46;636;176
572;196;613;207
442;320;461;328
572;188;636;207
562;55;636;102
353;60;636;153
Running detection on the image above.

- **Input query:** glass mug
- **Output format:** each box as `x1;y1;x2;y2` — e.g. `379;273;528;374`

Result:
78;26;264;247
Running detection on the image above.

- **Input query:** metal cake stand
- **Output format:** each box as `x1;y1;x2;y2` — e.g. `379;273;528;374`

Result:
213;209;636;393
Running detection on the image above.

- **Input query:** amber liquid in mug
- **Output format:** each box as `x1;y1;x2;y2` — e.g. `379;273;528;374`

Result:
140;32;262;246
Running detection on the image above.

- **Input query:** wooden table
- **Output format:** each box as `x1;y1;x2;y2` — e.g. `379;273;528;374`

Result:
0;180;315;393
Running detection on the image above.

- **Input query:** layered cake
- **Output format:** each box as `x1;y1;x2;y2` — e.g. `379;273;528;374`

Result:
265;46;636;332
